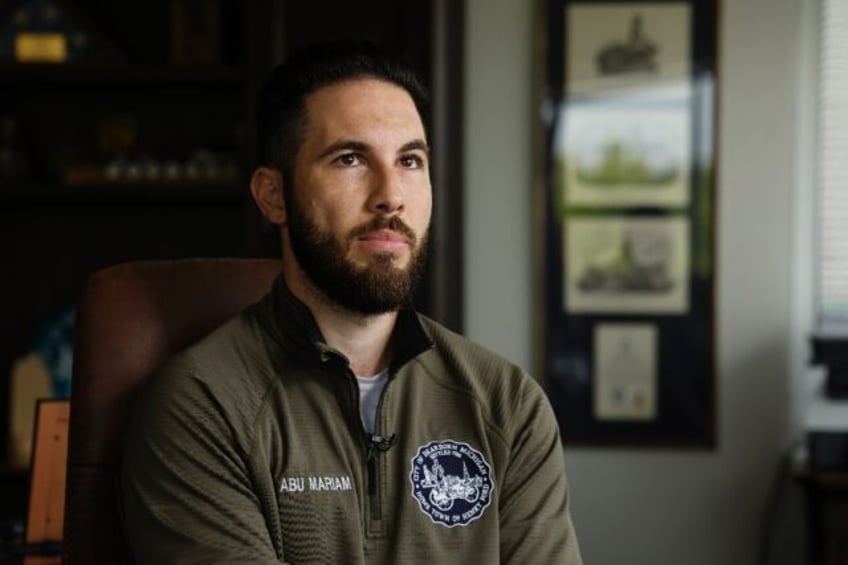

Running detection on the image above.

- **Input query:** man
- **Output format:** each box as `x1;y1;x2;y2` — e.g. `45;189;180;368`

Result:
122;41;582;564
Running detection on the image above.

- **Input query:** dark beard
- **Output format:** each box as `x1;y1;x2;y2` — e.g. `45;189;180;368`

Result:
285;191;428;315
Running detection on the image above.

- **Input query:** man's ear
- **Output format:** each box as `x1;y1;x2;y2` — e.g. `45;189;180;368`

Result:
250;166;287;225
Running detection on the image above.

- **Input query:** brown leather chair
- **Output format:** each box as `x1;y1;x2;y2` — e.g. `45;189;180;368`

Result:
63;258;281;564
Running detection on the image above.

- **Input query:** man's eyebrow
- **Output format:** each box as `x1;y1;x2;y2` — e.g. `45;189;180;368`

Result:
400;139;430;155
318;139;370;160
318;138;430;160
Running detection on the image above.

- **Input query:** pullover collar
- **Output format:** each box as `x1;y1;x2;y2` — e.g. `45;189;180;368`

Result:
258;276;434;374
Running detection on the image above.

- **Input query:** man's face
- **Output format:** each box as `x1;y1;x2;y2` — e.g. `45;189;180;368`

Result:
283;78;432;315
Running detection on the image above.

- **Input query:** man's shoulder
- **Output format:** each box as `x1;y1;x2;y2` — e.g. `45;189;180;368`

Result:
141;308;277;417
414;315;548;415
417;316;513;368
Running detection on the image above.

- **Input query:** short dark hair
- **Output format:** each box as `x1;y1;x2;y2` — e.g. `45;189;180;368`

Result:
255;41;429;181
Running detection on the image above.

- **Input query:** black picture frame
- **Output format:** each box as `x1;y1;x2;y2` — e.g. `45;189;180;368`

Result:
534;0;718;447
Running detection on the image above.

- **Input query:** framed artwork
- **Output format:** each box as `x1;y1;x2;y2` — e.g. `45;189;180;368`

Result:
535;0;717;446
564;216;690;314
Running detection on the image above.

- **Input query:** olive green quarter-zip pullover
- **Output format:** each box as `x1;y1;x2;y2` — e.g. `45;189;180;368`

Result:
122;278;582;564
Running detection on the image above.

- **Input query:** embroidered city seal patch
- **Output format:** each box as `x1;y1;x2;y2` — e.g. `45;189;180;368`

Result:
409;440;494;528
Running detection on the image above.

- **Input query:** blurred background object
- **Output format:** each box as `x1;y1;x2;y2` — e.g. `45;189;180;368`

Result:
0;0;127;64
170;0;221;66
0;114;30;184
7;306;74;470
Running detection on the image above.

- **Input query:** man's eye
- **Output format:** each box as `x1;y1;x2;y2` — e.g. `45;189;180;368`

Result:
336;153;360;166
401;155;425;169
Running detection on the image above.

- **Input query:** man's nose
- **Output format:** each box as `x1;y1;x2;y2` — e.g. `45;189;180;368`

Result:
368;166;404;215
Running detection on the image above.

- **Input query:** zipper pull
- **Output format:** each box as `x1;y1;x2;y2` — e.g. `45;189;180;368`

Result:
365;433;397;460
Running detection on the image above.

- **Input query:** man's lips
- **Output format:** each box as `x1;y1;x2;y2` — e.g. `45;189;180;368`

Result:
358;229;409;243
356;229;410;251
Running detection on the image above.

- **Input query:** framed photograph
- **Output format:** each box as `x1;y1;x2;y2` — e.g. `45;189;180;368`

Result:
565;3;692;96
535;0;717;447
556;93;692;209
564;216;690;314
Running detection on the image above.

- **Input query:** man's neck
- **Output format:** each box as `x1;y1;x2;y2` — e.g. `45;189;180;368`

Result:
284;269;398;376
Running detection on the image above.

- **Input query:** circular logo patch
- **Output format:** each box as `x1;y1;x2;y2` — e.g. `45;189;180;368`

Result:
409;439;494;528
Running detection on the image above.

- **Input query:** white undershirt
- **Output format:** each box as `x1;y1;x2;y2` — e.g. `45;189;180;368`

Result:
356;371;389;434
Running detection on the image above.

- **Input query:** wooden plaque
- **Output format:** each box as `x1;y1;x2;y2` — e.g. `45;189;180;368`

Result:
26;399;71;544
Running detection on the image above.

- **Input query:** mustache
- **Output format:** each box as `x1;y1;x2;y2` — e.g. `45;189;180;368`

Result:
348;216;417;245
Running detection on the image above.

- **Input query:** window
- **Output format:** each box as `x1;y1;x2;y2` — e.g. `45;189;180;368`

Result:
817;0;848;323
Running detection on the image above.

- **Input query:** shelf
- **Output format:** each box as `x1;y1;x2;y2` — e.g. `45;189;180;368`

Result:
0;183;248;205
0;64;248;86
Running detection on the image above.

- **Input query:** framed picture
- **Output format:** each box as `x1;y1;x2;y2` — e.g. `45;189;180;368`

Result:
535;0;717;446
564;216;690;314
557;95;692;209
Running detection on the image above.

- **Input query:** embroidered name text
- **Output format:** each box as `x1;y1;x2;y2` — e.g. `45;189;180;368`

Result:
279;475;353;494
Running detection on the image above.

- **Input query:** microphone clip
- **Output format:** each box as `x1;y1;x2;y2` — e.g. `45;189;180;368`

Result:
366;433;397;459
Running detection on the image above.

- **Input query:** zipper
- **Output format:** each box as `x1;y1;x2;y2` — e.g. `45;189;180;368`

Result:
321;346;397;532
365;431;396;521
365;436;380;520
360;372;396;527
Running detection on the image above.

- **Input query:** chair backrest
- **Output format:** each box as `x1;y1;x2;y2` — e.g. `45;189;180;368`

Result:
63;258;281;564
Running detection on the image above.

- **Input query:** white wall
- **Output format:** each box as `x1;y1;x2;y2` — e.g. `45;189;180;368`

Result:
464;1;807;563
